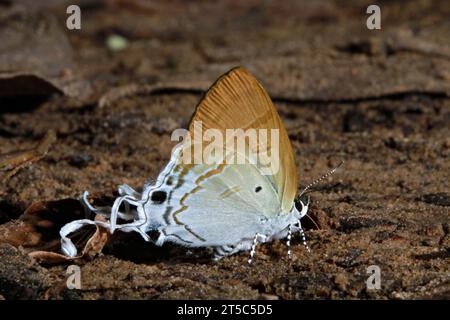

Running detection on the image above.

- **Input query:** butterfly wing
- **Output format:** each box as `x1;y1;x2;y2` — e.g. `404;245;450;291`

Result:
147;67;297;246
152;157;280;246
186;67;297;212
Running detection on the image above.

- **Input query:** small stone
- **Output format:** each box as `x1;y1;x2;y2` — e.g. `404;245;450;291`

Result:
106;34;129;52
259;293;279;300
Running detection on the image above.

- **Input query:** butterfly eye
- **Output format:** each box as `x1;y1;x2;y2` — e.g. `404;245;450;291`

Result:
255;186;262;193
151;190;167;204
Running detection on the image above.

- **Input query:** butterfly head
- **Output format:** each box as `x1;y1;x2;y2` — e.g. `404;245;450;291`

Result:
293;194;310;219
292;161;344;219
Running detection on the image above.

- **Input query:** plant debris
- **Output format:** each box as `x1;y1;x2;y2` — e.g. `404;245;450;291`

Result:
0;130;56;180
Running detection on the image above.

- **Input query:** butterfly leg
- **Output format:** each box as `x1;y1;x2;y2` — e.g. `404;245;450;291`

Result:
287;225;292;260
248;233;264;264
297;219;311;253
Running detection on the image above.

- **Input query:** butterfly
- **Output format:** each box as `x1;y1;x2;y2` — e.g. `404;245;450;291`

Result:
61;67;339;263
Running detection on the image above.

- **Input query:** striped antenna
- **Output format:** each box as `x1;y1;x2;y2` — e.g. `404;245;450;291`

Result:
298;161;344;198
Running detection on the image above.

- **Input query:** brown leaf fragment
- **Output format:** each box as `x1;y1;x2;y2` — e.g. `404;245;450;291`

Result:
0;198;84;250
81;215;110;258
386;29;450;59
98;81;210;108
29;215;110;264
0;197;110;264
0;130;56;180
0;7;92;100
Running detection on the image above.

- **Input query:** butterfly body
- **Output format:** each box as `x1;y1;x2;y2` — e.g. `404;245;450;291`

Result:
60;67;313;262
141;191;307;260
138;155;308;255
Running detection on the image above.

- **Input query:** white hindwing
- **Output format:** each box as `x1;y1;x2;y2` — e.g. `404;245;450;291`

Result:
143;145;284;247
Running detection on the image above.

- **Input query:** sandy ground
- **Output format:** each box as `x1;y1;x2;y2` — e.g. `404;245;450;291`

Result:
0;0;449;299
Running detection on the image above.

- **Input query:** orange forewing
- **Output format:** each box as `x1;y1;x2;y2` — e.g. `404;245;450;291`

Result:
185;67;297;212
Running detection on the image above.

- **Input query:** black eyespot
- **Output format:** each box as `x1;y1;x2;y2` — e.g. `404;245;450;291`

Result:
151;190;167;204
255;186;262;193
166;177;173;186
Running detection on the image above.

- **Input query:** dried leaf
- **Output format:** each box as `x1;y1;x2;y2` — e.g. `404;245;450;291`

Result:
0;199;84;250
28;250;74;264
98;81;209;108
0;198;111;264
29;216;110;264
0;130;56;180
0;7;92;100
81;216;110;258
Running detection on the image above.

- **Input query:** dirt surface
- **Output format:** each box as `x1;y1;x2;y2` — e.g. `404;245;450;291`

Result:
0;0;449;299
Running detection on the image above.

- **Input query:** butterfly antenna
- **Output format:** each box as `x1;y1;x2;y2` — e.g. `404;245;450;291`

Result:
298;161;344;198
